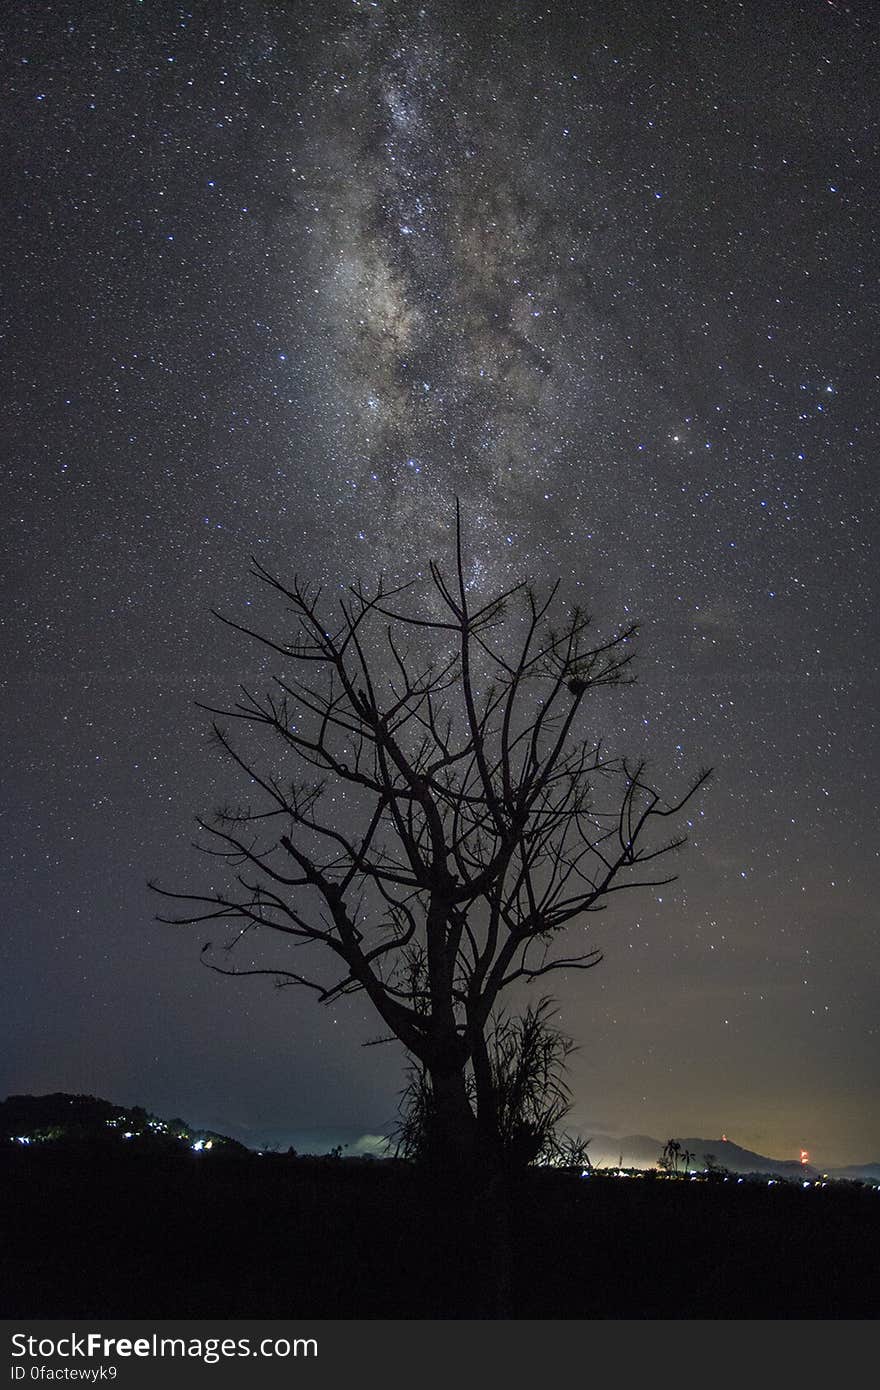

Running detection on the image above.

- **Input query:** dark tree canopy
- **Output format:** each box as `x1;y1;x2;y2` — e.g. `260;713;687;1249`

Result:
154;513;709;1171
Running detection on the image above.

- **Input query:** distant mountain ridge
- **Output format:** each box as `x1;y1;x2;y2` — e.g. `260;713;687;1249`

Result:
825;1161;880;1183
584;1132;808;1174
0;1092;247;1153
3;1095;877;1181
581;1131;880;1182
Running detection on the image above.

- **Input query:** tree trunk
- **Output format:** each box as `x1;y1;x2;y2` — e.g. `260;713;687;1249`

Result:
423;1058;513;1316
471;1027;502;1169
425;1063;478;1175
469;1028;512;1316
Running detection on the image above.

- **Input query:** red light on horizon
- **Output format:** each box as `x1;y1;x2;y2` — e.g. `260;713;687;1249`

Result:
800;1149;809;1165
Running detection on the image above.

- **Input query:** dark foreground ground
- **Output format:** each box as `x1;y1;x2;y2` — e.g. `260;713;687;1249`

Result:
2;1148;877;1318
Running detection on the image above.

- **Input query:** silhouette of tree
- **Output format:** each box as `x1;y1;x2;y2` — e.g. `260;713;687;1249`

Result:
661;1138;683;1173
153;509;709;1175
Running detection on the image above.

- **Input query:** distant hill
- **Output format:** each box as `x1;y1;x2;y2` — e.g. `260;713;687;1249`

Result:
581;1132;820;1177
4;1096;877;1180
0;1093;247;1154
825;1161;880;1184
194;1118;395;1156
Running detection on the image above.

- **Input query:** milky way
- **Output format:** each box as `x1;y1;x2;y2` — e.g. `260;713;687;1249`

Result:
289;2;588;571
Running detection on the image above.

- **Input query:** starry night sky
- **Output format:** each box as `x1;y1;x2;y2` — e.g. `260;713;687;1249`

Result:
2;0;878;1165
